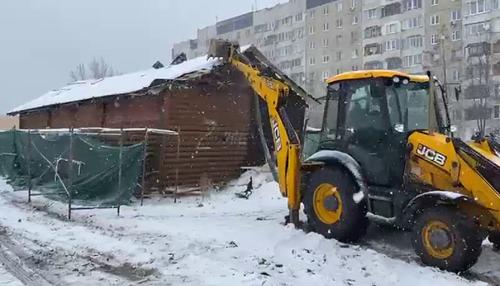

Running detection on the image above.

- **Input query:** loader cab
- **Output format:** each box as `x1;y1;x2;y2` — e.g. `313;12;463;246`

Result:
320;70;432;188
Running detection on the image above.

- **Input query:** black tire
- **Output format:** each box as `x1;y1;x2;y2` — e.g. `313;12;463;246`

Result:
412;206;483;272
303;167;368;242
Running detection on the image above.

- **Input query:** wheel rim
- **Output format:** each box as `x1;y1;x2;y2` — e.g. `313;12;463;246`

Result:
313;183;343;225
422;220;455;259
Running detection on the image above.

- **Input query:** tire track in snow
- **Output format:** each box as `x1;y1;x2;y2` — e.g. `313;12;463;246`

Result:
0;230;52;286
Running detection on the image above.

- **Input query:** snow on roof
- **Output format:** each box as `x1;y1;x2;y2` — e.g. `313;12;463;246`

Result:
10;55;221;114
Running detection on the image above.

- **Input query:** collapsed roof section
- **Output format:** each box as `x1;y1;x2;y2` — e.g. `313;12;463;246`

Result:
9;55;222;115
9;45;311;115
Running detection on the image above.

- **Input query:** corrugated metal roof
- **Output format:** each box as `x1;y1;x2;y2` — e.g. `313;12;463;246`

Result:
10;55;221;114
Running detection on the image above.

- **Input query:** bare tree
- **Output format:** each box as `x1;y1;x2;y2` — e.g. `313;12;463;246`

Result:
70;57;116;81
467;45;492;138
70;63;87;82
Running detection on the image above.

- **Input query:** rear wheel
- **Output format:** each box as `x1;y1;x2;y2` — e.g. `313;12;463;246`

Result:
303;167;368;242
412;206;482;272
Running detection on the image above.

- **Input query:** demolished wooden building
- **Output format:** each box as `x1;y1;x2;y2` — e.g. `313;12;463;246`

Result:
9;56;262;193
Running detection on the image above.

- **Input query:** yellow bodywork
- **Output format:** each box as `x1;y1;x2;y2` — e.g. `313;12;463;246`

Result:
222;49;302;212
210;40;500;233
408;132;500;229
327;70;429;84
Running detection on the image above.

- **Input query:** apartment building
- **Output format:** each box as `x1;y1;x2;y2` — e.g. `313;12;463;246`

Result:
459;0;500;138
254;0;307;86
305;0;363;98
196;25;218;56
423;0;463;82
216;12;255;47
171;0;500;137
361;0;426;74
421;0;464;138
172;39;202;59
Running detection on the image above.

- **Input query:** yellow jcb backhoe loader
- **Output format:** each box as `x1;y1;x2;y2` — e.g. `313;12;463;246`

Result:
208;40;500;272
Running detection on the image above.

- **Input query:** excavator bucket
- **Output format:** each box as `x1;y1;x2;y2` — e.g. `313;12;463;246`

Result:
207;39;236;61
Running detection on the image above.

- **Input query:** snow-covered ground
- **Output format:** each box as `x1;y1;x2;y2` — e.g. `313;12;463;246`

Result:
0;266;22;286
0;171;495;285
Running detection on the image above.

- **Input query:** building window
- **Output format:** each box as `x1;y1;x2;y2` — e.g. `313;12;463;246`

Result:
352;15;359;25
352;49;359;58
336;19;343;28
385;39;400;51
336;51;342;60
309;57;316;65
432;0;439;6
494;105;500;119
451;30;461;41
403;16;423;30
364;26;382;38
386;23;398;34
451;10;461;21
323;38;329;47
323;6;329;15
404;35;423;48
323;22;330;31
309;26;315;34
322;71;330;80
403;54;422;67
337;2;343;12
368;8;377;19
468;0;486;15
309;9;316;19
295;13;303;22
430;15;440;25
431;34;439;45
323;55;330;63
466;22;488;36
351;0;356;8
452;69;460;81
309;41;316;49
403;0;422;10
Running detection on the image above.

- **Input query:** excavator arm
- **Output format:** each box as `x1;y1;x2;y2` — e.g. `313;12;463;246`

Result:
208;40;308;224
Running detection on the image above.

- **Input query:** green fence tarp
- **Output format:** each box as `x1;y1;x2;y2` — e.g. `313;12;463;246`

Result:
0;130;144;207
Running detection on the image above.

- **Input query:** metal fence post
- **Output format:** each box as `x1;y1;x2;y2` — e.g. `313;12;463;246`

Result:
174;126;181;203
27;130;32;203
117;128;124;216
140;128;149;206
68;127;74;220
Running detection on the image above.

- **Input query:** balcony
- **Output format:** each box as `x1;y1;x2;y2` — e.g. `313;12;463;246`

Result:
386;57;402;69
464;105;492;121
364;43;382;56
365;61;384;70
466;42;491;57
464;84;490;100
364;26;382;39
381;2;402;18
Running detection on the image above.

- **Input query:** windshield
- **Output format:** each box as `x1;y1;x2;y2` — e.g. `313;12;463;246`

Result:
386;81;431;132
323;78;434;140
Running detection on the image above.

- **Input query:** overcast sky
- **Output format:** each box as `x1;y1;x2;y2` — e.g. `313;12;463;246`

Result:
0;0;287;114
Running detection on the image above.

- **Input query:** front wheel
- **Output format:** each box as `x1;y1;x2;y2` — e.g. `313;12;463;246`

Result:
303;167;368;242
412;206;483;272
